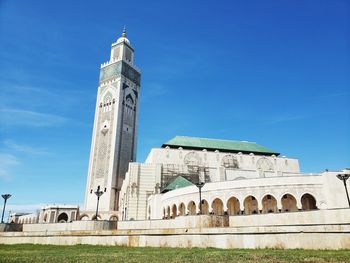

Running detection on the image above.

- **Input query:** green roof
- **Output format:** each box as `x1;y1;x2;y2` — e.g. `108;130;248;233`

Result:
162;136;279;156
162;176;193;192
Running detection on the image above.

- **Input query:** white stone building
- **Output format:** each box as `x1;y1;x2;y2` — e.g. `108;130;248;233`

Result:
9;205;79;224
119;136;349;221
78;30;348;223
10;30;348;227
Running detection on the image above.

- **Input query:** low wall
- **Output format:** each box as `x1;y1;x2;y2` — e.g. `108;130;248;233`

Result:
0;209;349;249
229;208;350;227
117;215;228;230
23;221;117;232
0;223;22;232
1;224;349;249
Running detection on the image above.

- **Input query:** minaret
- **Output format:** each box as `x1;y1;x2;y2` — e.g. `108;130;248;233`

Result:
84;29;141;217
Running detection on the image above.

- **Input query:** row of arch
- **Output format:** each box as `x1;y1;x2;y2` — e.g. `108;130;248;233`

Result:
79;214;119;221
163;193;317;219
17;214;119;224
17;217;37;224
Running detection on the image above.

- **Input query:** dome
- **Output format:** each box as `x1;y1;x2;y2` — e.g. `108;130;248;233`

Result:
116;28;130;45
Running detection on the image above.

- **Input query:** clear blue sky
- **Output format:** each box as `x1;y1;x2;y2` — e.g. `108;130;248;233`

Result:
0;0;349;213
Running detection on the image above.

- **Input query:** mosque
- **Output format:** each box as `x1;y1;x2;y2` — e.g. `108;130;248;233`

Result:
7;30;349;239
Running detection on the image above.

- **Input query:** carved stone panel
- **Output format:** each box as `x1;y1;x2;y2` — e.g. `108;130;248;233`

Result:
221;155;239;169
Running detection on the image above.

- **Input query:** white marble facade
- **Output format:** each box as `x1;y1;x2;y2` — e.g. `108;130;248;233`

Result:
82;29;140;219
7;31;349;230
119;146;349;221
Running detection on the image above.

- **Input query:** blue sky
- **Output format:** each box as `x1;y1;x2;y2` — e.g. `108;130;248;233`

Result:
0;0;349;213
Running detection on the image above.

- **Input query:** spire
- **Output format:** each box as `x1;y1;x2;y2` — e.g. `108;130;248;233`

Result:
122;26;126;38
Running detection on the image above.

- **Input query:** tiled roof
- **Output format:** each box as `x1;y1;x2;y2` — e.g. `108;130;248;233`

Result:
162;136;279;155
162;176;193;192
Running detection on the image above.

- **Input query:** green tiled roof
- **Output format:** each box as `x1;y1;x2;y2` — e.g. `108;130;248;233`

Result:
162;176;193;192
162;136;279;155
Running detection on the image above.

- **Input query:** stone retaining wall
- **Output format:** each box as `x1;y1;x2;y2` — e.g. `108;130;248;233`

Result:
0;209;349;249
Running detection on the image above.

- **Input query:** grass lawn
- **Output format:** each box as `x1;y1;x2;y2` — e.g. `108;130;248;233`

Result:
0;244;349;263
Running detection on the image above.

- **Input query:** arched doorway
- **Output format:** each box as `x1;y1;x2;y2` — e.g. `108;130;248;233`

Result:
188;201;196;215
171;204;177;218
281;194;298;212
301;193;317;210
201;199;209;215
211;198;224;215
79;214;89;221
109;215;118;221
262;194;278;213
227;197;240;216
243;195;258;215
178;203;185;216
91;214;101;220
57;212;68;223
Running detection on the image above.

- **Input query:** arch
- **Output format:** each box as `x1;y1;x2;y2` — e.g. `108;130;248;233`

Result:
261;194;278;213
243;195;259;215
163;208;166;219
178;203;186;216
201;199;209;215
227;197;240;216
281;194;298;212
91;214;101;220
211;198;224;216
171;204;177;218
301;193;317;210
79;214;89;221
109;215;118;221
188;201;196;215
57;212;68;223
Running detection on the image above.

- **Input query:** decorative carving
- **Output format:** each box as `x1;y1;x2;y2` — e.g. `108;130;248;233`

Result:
101;120;110;135
221;155;239;169
257;157;274;171
96;168;104;178
99;61;140;85
98;142;107;159
184;152;202;166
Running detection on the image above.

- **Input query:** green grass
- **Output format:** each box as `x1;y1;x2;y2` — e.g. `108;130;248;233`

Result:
0;244;349;263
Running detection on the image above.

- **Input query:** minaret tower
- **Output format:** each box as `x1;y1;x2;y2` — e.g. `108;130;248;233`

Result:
84;29;141;217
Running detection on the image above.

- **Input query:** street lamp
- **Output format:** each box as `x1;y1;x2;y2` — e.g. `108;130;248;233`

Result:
195;182;205;215
1;194;11;223
337;171;350;207
94;186;104;221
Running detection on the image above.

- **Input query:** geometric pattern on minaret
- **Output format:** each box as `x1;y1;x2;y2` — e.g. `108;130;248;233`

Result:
84;29;141;213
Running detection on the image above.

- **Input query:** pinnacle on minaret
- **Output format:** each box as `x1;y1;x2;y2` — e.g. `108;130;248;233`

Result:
122;26;126;37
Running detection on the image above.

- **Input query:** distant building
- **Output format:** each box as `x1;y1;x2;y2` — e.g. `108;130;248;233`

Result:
10;205;79;224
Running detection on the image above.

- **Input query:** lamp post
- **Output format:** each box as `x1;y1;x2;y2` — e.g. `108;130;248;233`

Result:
1;194;11;223
94;186;104;221
337;172;350;207
195;182;205;215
